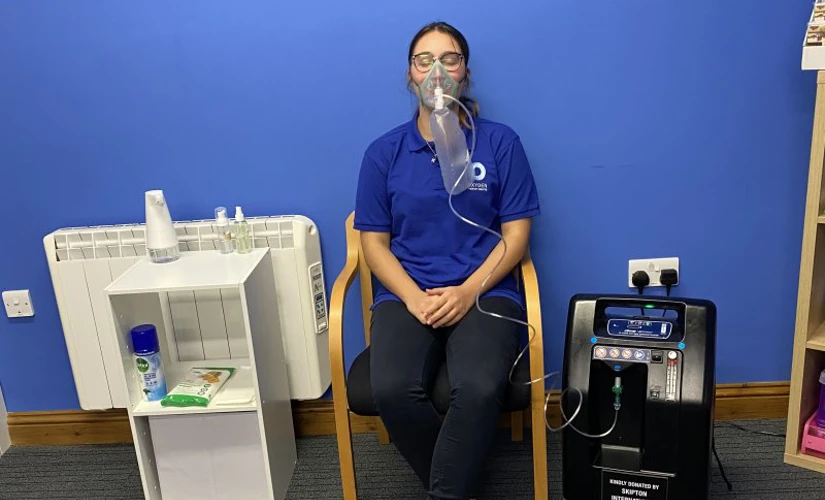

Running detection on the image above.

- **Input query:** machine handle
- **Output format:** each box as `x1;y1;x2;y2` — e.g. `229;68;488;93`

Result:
595;296;681;309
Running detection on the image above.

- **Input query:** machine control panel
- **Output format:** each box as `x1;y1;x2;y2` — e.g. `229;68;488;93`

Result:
308;262;328;333
592;345;666;364
666;350;679;401
649;350;681;402
593;345;649;362
592;343;676;365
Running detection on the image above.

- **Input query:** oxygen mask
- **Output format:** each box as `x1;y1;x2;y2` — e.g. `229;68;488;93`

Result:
418;59;460;111
418;59;475;195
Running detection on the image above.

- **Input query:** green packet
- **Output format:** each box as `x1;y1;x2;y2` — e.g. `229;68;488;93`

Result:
160;367;236;408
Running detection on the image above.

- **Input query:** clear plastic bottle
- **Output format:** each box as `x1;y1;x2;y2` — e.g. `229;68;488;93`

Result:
144;190;180;263
214;206;234;254
234;206;252;254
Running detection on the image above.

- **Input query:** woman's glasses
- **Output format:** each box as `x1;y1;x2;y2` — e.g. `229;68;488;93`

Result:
411;52;464;72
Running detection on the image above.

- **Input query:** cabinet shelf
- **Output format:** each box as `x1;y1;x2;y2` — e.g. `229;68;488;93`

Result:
106;250;265;295
785;451;825;474
132;362;257;417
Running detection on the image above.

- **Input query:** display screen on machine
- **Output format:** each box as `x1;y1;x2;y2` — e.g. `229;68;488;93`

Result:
607;319;672;340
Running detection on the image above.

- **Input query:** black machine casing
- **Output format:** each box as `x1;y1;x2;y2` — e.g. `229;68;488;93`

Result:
561;294;717;500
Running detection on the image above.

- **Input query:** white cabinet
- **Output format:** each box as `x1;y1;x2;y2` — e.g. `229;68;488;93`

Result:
105;249;296;499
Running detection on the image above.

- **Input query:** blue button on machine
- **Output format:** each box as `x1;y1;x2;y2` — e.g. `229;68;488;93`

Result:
678;342;686;349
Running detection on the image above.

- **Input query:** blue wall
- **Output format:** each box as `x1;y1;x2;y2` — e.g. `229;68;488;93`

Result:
0;1;816;411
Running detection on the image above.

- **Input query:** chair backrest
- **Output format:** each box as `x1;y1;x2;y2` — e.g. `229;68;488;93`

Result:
343;211;528;347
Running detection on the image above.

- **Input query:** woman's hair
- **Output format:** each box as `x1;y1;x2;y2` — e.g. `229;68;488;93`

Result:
408;21;479;129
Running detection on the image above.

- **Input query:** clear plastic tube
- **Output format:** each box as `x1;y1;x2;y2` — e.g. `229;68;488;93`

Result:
439;93;552;386
544;378;620;438
440;95;619;439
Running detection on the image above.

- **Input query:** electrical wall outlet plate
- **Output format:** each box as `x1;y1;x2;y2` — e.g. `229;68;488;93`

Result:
628;258;679;288
2;290;34;318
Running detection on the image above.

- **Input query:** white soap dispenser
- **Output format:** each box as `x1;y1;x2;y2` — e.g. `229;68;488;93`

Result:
144;190;180;263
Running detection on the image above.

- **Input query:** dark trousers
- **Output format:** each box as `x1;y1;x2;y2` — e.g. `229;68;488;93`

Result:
369;297;522;500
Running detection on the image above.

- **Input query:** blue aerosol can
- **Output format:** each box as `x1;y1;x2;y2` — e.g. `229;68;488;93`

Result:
130;324;167;402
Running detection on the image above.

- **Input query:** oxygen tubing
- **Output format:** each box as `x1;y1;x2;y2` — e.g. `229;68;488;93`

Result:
437;94;621;438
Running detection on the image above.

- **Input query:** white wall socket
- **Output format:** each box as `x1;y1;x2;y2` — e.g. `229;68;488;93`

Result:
628;258;679;288
2;290;35;318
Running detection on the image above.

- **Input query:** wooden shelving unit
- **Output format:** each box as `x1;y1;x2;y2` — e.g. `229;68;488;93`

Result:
785;70;825;473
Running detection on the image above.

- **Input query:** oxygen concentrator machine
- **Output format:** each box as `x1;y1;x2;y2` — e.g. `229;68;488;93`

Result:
561;294;716;500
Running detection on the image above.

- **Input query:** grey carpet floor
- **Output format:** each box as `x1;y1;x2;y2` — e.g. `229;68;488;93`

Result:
0;419;823;499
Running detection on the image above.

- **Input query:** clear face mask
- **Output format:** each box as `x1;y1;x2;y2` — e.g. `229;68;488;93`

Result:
413;58;474;196
418;59;460;111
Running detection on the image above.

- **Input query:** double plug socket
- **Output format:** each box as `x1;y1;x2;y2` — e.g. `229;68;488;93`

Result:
628;258;679;288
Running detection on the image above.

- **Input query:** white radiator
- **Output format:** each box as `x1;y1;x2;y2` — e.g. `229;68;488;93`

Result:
44;215;331;410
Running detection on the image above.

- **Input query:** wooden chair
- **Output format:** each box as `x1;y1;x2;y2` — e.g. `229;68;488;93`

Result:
329;211;548;499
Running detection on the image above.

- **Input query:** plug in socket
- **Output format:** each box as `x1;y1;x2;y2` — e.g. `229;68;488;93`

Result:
628;258;679;288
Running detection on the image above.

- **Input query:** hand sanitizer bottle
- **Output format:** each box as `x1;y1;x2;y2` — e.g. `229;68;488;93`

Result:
214;207;234;254
234;206;252;254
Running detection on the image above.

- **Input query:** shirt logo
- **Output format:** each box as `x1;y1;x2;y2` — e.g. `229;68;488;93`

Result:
469;162;488;192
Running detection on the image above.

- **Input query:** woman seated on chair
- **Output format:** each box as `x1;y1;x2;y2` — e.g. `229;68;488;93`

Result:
354;21;541;500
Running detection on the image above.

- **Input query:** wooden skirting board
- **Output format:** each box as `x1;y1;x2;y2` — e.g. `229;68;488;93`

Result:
8;382;790;446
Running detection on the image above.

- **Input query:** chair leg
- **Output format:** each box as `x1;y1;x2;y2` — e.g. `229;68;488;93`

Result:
376;417;391;445
511;411;524;442
531;403;548;500
333;400;358;500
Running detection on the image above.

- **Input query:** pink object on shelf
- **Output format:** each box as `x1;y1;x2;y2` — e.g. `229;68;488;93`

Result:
801;413;825;459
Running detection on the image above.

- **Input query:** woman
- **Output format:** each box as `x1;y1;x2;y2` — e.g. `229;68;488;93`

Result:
354;21;540;500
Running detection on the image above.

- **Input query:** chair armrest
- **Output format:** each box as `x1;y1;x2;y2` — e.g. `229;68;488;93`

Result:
520;251;546;399
330;257;359;363
329;220;361;395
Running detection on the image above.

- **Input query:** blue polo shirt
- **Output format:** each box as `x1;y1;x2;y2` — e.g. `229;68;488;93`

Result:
354;112;540;309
